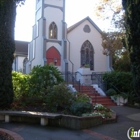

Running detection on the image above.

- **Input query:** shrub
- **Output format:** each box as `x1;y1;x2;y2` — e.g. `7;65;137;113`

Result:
103;71;133;93
70;102;93;116
75;93;90;103
106;88;117;96
45;83;75;112
28;65;64;97
12;71;30;100
94;103;109;111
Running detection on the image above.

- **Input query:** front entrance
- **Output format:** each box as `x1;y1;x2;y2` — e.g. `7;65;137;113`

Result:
46;47;61;66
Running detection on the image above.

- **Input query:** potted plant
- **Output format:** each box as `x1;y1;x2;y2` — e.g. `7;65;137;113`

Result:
106;88;117;101
84;64;90;68
113;92;128;106
106;89;128;106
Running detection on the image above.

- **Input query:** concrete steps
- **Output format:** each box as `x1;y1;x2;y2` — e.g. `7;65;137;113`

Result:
74;85;116;107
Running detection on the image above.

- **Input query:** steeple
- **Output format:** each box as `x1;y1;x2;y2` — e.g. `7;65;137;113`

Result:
26;0;67;74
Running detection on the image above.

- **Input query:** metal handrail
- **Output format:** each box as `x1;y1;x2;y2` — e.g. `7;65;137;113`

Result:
75;71;91;77
110;84;122;94
67;71;81;91
75;71;98;104
92;72;124;95
80;83;97;104
91;72;107;92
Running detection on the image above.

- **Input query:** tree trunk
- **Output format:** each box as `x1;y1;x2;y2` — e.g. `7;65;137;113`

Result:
0;1;16;107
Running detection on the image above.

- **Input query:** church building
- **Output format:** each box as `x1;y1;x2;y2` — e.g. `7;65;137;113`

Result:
16;0;112;75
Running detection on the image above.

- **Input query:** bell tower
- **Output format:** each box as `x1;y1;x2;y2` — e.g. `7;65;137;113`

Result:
26;0;68;74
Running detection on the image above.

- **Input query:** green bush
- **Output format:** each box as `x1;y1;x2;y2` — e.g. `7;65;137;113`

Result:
45;83;75;112
75;93;90;103
12;71;30;100
106;88;117;96
103;71;133;94
70;102;93;116
28;65;64;97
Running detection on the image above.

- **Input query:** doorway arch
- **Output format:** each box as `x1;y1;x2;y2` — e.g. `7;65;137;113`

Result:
46;47;61;66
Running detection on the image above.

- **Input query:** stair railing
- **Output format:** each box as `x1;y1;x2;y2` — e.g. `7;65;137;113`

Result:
92;72;127;98
66;71;81;92
91;72;107;92
75;71;98;104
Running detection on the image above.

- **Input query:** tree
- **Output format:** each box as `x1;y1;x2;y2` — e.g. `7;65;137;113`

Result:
94;0;124;32
122;0;140;96
0;0;25;107
94;0;131;71
101;31;130;71
102;32;124;55
113;50;130;71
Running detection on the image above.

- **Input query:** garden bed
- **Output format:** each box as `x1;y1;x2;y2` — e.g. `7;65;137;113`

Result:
0;113;116;130
0;109;117;130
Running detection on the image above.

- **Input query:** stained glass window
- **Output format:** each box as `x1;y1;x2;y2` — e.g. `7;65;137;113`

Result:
81;40;94;70
49;22;57;39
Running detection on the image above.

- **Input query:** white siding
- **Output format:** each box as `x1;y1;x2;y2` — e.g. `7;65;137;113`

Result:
68;20;108;72
44;7;63;40
44;0;63;7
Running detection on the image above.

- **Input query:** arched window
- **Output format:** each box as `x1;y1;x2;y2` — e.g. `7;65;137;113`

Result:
49;22;57;39
81;40;94;70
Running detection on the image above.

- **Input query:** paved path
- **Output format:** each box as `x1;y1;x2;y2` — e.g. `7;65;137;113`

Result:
0;106;140;140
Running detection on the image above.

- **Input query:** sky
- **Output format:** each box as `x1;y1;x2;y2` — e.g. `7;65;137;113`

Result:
15;0;110;42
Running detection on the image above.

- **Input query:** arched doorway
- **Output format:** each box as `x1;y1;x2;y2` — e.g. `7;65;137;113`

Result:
46;47;61;66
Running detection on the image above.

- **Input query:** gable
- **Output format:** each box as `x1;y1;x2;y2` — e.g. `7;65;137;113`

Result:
67;16;102;34
67;18;102;45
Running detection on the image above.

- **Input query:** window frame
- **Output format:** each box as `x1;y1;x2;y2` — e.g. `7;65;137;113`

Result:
49;22;57;39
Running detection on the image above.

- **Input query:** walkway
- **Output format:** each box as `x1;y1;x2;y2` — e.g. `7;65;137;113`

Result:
0;106;140;140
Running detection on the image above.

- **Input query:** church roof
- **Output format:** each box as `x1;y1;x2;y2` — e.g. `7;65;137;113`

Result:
67;16;102;33
15;40;28;56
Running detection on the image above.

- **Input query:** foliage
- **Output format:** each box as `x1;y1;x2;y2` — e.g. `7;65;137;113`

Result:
92;104;112;118
102;32;131;72
102;32;124;56
94;103;111;112
69;92;91;116
12;71;30;100
94;0;124;32
84;64;90;68
122;0;140;96
45;83;75;112
28;65;64;97
113;50;130;72
103;71;133;94
75;93;90;103
95;1;129;71
0;0;25;6
113;92;128;100
70;102;93;116
101;32;131;72
106;88;117;96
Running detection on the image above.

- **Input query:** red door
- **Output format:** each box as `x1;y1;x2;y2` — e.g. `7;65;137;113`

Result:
46;47;61;66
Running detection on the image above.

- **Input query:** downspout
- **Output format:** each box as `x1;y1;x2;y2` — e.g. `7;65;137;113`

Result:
63;0;65;22
67;38;74;74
